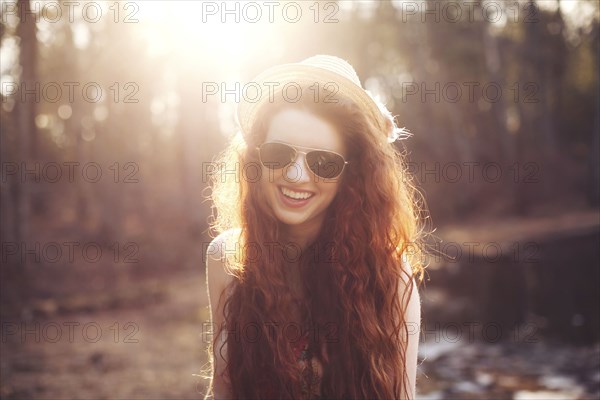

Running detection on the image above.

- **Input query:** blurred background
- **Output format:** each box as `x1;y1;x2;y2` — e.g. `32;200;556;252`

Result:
0;0;598;399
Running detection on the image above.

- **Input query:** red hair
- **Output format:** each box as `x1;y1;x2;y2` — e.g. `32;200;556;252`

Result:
205;91;427;399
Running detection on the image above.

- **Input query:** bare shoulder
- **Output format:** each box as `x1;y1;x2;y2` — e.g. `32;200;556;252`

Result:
400;252;409;273
399;254;421;399
205;228;241;298
398;254;421;324
399;253;416;286
205;228;242;265
204;230;240;399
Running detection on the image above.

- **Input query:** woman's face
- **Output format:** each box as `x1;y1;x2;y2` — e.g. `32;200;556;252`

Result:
259;107;347;231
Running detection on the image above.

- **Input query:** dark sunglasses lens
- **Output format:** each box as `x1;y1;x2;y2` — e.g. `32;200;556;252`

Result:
259;143;295;169
306;151;345;179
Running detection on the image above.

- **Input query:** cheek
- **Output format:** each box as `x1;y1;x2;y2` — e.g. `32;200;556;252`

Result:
259;166;278;188
259;168;274;194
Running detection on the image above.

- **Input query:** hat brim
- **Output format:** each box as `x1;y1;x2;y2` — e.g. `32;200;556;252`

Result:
236;63;386;138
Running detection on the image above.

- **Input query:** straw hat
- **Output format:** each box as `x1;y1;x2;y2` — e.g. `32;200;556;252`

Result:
236;55;409;143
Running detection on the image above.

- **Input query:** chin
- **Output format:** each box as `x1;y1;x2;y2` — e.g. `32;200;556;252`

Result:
273;209;315;227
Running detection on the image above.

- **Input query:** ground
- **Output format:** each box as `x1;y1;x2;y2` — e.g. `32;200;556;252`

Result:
1;269;210;400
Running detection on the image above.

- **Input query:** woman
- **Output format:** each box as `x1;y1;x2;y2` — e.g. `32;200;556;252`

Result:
203;55;426;399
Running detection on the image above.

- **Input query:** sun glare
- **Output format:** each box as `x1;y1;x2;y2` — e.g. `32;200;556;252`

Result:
131;1;287;137
134;1;277;79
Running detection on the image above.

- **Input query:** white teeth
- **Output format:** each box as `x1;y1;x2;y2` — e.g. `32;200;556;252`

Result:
281;187;312;200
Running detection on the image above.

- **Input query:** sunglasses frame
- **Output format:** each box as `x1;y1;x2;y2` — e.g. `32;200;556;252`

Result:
256;141;349;180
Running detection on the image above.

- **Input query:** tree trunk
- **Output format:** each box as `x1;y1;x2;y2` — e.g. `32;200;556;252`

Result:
15;0;38;264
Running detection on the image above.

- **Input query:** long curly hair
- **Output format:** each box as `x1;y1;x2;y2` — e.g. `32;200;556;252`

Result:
205;88;428;399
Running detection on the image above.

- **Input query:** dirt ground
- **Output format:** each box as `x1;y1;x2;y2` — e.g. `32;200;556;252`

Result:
1;268;211;400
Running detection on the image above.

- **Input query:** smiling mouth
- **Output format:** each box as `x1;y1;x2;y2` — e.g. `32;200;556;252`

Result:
279;186;315;200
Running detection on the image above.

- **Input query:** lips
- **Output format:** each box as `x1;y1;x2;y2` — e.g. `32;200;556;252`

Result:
278;186;315;208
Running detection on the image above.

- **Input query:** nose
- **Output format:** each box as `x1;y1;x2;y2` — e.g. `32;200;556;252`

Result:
284;153;311;183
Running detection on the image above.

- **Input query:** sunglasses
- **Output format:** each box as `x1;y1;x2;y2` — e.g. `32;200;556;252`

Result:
256;141;349;179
